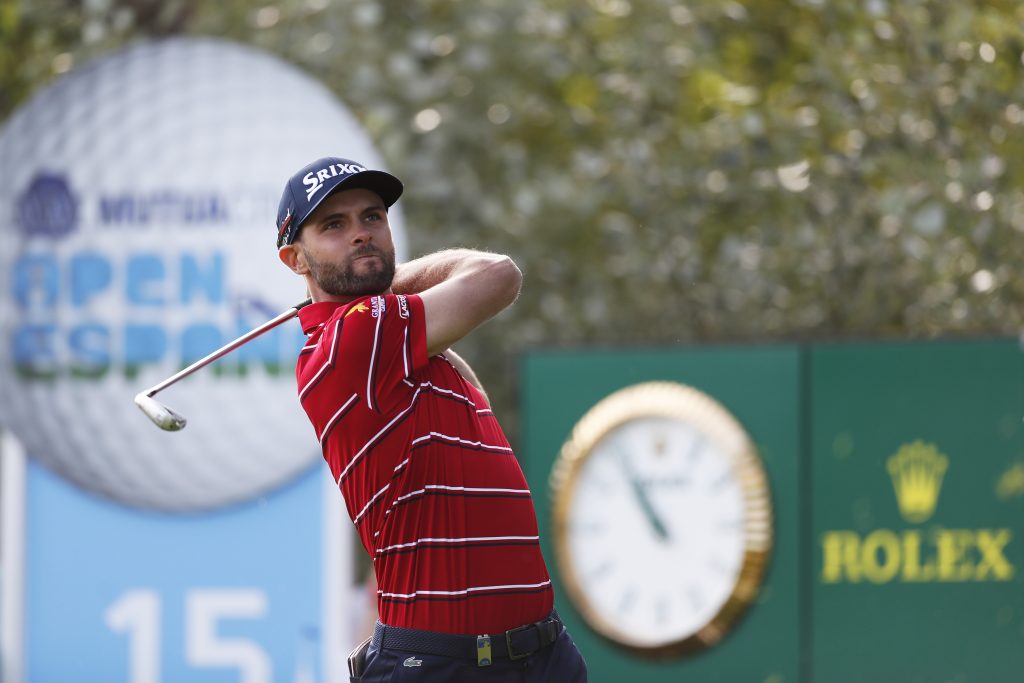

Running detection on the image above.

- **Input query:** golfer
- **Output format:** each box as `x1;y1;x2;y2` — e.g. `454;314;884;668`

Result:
276;157;587;681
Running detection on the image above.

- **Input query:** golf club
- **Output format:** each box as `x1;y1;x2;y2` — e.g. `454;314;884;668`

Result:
134;297;312;431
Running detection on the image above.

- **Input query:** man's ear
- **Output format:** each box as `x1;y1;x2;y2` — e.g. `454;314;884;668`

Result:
278;244;308;275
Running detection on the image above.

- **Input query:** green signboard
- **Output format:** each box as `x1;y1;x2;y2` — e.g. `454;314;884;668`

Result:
810;340;1024;683
522;340;1024;682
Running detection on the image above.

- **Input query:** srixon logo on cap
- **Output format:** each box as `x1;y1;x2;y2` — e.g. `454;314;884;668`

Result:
303;162;367;200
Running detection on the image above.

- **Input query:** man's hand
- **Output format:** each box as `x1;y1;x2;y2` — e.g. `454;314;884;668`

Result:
394;249;522;356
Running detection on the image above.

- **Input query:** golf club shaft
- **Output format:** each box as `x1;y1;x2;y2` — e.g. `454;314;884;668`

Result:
142;297;312;398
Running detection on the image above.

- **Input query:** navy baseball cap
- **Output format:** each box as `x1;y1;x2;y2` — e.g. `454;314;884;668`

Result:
276;156;403;247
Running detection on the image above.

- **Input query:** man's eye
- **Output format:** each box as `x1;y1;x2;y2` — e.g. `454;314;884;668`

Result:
366;213;382;222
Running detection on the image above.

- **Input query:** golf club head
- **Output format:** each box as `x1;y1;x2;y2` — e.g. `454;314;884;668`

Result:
134;393;187;431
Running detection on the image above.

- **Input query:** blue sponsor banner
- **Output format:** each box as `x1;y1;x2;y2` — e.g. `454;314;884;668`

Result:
25;458;326;682
0;38;385;681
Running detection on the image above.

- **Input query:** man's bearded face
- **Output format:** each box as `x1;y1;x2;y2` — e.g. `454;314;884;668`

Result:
303;242;396;297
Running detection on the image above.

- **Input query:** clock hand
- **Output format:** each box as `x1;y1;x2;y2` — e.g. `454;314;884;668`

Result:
616;446;671;541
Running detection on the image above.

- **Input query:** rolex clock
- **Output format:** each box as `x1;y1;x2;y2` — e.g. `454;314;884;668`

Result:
550;381;772;657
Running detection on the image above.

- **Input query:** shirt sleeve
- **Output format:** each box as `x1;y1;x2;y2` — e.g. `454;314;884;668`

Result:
322;293;428;413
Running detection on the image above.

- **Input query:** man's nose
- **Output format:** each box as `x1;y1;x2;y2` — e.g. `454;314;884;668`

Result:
351;225;372;243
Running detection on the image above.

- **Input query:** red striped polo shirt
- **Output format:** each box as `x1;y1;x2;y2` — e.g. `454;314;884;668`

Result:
295;293;553;634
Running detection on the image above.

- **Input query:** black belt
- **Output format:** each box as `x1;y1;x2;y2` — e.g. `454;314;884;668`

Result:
371;611;563;666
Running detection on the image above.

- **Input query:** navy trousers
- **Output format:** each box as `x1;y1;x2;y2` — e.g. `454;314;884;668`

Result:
352;618;588;682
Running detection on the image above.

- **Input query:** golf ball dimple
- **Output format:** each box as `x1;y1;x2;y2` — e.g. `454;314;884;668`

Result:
0;38;405;511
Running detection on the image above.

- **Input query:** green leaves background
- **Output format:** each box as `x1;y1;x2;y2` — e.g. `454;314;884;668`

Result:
4;0;1022;436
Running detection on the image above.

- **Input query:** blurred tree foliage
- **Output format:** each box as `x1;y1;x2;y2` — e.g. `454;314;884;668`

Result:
3;0;1023;437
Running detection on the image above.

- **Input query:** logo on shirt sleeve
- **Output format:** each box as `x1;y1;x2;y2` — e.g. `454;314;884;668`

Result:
396;295;410;319
370;296;385;318
345;302;369;317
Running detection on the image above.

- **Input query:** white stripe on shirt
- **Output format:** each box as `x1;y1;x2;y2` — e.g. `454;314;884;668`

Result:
392;485;530;505
320;393;359;446
410;432;512;453
402;324;410;378
300;319;340;399
378;580;551;599
337;384;426;484
353;483;391;524
376;535;540;554
366;297;385;411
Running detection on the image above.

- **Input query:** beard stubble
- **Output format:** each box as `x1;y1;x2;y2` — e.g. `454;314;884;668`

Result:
304;244;396;298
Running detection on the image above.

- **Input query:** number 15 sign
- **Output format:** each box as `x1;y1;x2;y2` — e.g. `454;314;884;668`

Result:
8;446;354;683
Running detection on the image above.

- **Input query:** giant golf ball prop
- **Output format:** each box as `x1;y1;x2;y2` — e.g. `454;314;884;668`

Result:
0;38;404;511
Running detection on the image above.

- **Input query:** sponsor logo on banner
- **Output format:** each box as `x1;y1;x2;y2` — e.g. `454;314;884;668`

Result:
0;38;403;511
17;174;78;238
820;440;1015;584
8;174;253;382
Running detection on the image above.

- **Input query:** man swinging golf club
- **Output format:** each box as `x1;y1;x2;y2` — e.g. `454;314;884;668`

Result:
275;157;587;681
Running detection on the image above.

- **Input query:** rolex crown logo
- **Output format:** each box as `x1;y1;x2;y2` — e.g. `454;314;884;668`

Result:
886;440;948;523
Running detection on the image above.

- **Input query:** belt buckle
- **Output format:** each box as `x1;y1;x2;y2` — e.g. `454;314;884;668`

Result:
505;623;533;661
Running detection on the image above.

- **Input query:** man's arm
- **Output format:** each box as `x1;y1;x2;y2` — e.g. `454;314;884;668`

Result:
392;249;522;357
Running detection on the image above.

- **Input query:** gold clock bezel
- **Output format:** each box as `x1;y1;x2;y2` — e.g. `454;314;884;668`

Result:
549;381;773;658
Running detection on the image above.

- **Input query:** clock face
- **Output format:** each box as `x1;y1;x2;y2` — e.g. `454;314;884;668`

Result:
551;382;772;656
